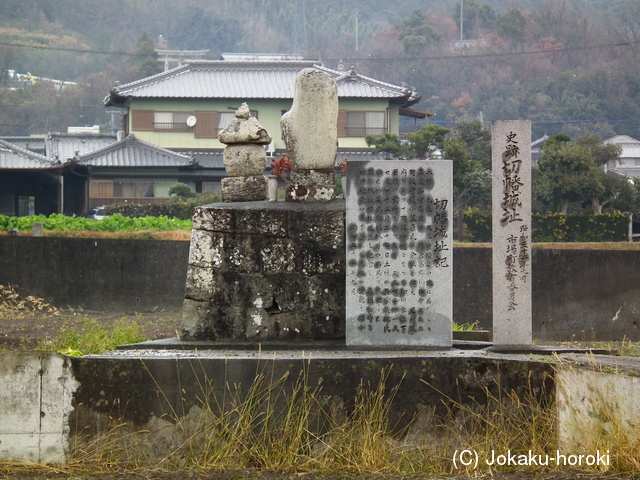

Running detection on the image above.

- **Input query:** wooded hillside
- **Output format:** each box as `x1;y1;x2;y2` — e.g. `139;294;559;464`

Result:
1;0;639;140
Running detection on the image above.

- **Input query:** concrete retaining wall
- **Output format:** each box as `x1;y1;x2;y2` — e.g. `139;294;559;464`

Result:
0;350;556;464
3;349;638;466
0;352;78;463
1;237;639;340
454;248;640;341
0;237;189;312
556;355;640;453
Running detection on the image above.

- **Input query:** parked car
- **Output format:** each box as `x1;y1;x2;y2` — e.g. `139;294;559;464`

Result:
88;207;109;220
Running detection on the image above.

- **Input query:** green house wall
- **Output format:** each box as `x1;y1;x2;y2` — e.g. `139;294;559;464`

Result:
126;98;400;151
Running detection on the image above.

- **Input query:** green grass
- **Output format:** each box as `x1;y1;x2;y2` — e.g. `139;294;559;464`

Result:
37;317;146;356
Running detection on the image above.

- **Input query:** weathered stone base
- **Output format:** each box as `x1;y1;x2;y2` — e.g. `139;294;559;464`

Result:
223;144;268;177
183;200;346;341
286;169;337;202
221;175;268;202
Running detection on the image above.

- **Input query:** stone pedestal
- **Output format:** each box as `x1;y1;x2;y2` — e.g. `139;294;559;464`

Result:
286;170;337;202
182;200;346;341
221;176;268;202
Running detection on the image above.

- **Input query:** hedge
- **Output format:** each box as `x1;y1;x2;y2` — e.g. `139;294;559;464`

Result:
0;213;191;232
463;209;629;242
105;193;221;220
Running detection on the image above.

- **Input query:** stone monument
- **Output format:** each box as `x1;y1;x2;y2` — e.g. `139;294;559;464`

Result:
182;71;346;342
491;120;532;346
32;222;44;237
345;161;453;347
219;103;272;202
281;69;339;202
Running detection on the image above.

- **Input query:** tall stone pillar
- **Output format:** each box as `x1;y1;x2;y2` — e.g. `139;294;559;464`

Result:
281;69;339;202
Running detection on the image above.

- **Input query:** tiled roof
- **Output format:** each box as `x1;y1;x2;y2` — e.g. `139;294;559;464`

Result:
0;139;58;169
337;151;389;162
176;149;389;170
106;61;420;106
46;133;117;162
0;136;47;155
76;135;195;167
189;150;224;169
605;135;640;145
605;135;640;160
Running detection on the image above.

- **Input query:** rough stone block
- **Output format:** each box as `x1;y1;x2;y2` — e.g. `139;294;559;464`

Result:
223;273;274;309
269;312;309;339
257;237;298;274
307;274;346;309
289;169;336;186
300;245;344;275
188;230;225;268
182;299;214;339
280;69;338;170
235;208;289;236
294;210;344;249
244;308;271;340
311;310;344;338
221;176;268;202
185;266;223;302
223;144;268;177
193;207;235;232
218;104;272;145
182;201;347;341
270;273;308;311
286;184;336;202
225;235;259;273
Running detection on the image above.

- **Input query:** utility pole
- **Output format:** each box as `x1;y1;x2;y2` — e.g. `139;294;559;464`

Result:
355;9;359;51
460;0;464;41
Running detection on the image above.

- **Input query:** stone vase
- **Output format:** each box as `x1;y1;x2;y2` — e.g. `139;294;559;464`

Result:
267;175;279;202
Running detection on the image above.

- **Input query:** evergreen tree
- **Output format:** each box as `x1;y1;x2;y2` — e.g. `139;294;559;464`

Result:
135;33;161;80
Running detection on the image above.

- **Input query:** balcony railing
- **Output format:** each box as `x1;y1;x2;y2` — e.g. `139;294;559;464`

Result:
346;126;386;137
153;122;193;132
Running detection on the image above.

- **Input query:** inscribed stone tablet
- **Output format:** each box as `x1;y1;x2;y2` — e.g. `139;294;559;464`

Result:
345;161;453;347
491;120;532;346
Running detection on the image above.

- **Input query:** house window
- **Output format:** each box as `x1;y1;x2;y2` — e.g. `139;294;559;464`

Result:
202;182;221;194
217;112;235;133
132;110;256;138
153;112;193;132
346;111;386;136
18;196;35;216
217;110;258;133
114;181;154;198
92;180;115;198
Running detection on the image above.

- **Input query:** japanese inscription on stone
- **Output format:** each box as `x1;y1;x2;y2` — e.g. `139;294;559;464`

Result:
345;161;453;347
491;120;532;346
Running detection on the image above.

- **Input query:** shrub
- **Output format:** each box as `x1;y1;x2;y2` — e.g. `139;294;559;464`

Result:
462;210;629;243
0;213;191;232
106;192;220;220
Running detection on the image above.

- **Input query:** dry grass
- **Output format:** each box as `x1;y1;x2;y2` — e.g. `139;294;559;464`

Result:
556;358;640;474
0;284;58;320
67;366;567;476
